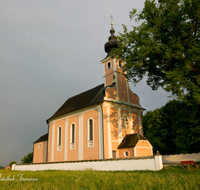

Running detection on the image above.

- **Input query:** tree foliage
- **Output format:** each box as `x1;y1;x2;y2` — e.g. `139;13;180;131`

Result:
21;152;33;163
143;99;200;154
111;0;200;103
9;161;17;165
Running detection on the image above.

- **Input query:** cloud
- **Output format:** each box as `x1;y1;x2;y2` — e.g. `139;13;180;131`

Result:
0;0;172;167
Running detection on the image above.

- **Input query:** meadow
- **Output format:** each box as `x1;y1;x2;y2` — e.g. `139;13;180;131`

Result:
0;165;200;190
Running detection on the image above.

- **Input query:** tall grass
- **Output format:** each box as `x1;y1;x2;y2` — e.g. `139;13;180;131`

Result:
0;166;200;190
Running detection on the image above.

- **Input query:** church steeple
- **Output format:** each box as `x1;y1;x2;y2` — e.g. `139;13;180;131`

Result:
101;22;130;103
104;23;118;55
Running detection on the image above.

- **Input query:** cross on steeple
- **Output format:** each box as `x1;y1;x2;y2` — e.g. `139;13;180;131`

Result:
111;15;113;28
111;15;113;23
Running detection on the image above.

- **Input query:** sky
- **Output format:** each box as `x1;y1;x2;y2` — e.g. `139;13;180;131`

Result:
0;0;172;167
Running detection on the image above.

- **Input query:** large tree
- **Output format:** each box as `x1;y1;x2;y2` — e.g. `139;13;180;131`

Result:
143;99;200;154
9;161;17;165
21;152;33;163
111;0;200;103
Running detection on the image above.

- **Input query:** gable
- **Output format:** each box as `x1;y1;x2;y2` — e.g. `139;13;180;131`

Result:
117;133;148;149
34;133;48;144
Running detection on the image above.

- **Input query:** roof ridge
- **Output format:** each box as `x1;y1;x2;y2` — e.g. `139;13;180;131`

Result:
67;84;104;100
47;83;105;122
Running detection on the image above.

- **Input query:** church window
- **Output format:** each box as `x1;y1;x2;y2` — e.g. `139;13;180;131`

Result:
124;151;128;157
122;113;129;132
57;126;61;151
118;61;122;68
88;118;94;147
112;150;117;158
38;143;41;150
107;61;111;69
70;123;75;149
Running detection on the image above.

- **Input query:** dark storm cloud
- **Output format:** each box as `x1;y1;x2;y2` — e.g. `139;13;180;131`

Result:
0;0;171;167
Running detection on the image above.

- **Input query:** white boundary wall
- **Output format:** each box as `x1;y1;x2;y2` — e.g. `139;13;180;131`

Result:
12;156;163;171
162;152;200;164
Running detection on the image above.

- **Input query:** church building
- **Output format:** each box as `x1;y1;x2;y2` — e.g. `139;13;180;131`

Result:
33;23;153;163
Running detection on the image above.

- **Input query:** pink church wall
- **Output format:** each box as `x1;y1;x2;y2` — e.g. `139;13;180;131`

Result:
117;73;128;102
44;56;145;163
83;109;99;160
104;60;114;77
132;112;140;133
129;89;139;105
105;86;117;100
109;108;118;141
121;110;131;138
105;73;114;86
53;119;65;162
33;141;47;163
67;115;79;161
48;123;52;162
118;148;134;158
103;106;109;159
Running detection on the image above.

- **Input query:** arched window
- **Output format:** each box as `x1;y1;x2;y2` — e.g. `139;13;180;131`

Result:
122;113;129;132
107;61;111;69
118;61;122;68
70;123;75;149
57;126;61;151
88;119;94;147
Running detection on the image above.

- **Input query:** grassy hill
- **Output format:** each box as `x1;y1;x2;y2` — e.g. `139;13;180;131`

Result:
0;166;5;170
0;166;199;189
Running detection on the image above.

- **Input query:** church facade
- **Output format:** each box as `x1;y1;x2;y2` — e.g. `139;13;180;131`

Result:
33;24;153;164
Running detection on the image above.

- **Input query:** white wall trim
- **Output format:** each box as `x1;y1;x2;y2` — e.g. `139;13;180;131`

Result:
113;58;116;71
47;124;50;154
134;147;137;157
51;122;55;162
107;108;112;158
98;108;103;159
13;156;163;171
78;115;83;160
101;56;111;63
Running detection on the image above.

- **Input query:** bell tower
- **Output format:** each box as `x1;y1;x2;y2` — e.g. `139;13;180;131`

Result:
101;23;130;103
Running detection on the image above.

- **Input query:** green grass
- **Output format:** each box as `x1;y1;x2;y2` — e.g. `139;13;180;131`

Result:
0;166;199;190
0;167;5;170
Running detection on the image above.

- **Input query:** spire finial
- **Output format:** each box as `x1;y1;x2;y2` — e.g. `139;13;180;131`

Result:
104;16;118;54
111;15;113;28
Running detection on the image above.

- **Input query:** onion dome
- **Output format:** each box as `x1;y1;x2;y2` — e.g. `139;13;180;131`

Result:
104;23;118;55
